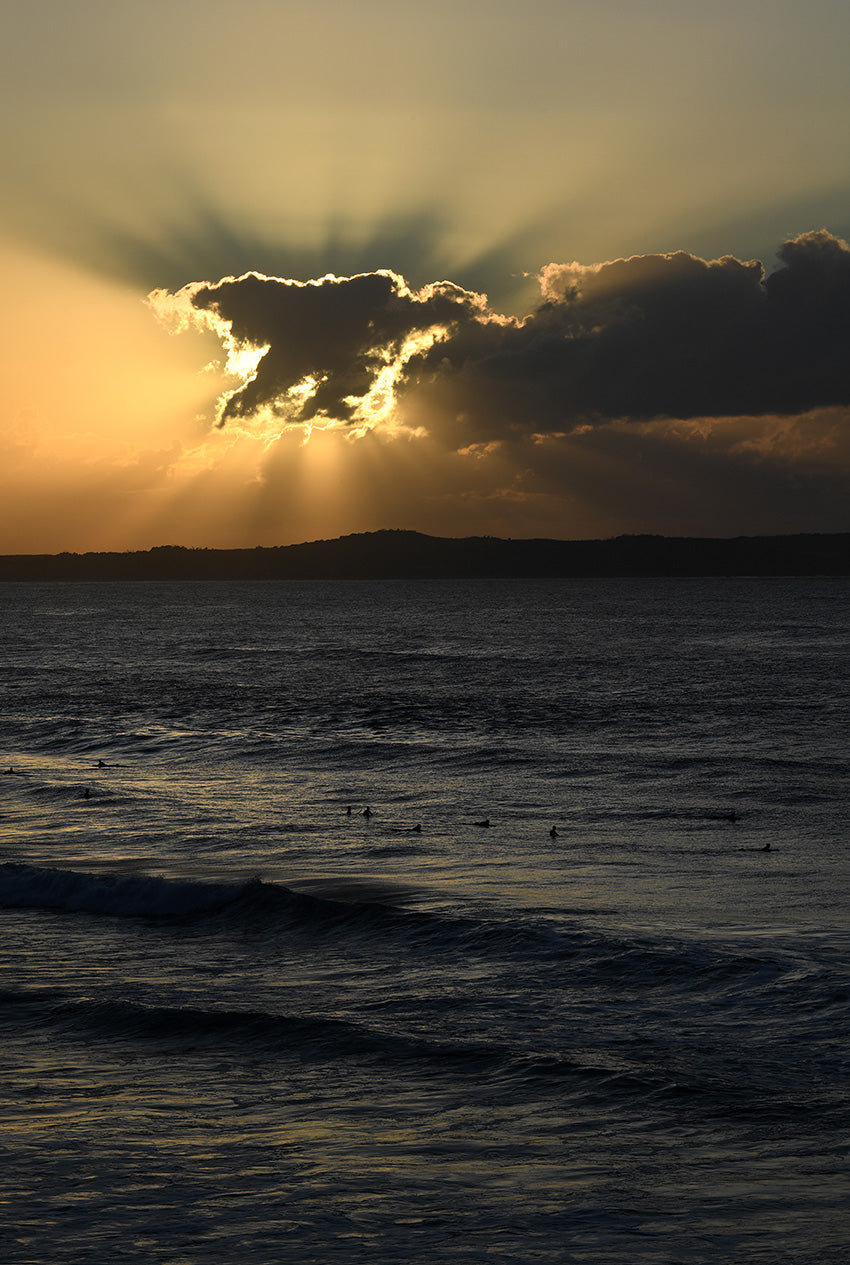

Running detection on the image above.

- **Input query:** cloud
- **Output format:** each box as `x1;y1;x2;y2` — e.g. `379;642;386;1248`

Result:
151;268;496;429
409;230;850;445
151;231;850;446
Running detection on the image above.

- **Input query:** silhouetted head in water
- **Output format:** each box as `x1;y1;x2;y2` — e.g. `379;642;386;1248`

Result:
549;826;558;837
412;823;421;832
345;805;352;815
363;807;372;818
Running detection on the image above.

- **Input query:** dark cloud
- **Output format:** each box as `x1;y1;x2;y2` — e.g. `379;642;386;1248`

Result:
162;269;492;426
498;413;850;538
154;231;850;444
408;230;850;440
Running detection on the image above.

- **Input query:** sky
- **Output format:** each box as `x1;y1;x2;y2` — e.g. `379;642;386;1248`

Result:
3;0;850;552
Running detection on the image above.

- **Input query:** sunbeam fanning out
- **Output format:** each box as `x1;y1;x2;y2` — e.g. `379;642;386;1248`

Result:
3;1;850;552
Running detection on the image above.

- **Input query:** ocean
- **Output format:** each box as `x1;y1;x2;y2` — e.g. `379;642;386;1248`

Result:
1;577;848;1263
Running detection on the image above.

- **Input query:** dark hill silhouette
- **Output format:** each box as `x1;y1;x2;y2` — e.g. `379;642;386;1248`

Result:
0;530;847;581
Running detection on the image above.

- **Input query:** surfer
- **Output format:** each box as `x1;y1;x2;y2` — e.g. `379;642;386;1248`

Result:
363;806;372;818
549;826;558;838
474;818;490;827
411;823;422;833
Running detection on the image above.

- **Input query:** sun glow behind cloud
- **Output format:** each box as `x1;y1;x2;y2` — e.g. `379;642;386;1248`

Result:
2;2;850;551
147;270;499;442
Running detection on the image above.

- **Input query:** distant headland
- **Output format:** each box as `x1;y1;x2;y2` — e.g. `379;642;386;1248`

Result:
0;531;847;581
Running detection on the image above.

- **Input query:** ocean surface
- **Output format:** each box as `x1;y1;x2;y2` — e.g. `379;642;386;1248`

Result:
1;577;848;1263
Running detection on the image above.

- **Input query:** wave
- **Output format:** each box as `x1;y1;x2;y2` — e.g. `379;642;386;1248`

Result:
2;984;840;1128
0;986;504;1071
0;863;796;1001
0;863;248;920
0;985;697;1099
1;985;676;1103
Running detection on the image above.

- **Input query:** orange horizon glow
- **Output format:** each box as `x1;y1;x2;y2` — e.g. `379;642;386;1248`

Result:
2;3;850;552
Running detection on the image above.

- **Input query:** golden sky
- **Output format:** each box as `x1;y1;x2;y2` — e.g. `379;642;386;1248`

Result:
2;0;850;552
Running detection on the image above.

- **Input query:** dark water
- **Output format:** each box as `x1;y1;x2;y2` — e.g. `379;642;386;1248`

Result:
1;578;848;1262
